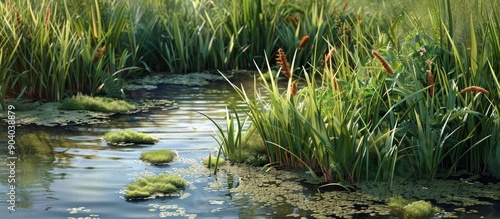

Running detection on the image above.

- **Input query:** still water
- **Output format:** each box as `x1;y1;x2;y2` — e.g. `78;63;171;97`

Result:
1;73;499;219
0;74;283;219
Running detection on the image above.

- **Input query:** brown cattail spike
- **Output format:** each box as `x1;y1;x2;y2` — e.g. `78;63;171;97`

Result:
289;80;298;96
45;5;51;25
427;72;434;96
333;76;339;91
299;35;310;49
342;0;349;12
276;48;291;78
427;60;434;96
372;50;394;76
325;48;336;65
94;45;106;61
289;16;298;28
14;8;21;28
460;86;489;95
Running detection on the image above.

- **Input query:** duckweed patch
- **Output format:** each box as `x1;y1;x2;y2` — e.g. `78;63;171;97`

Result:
125;174;186;200
1;102;112;126
140;149;176;165
123;72;232;90
59;93;136;113
104;130;159;145
216;164;500;218
203;156;225;168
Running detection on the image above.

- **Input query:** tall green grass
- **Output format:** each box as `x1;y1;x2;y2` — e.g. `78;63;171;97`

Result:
206;0;499;187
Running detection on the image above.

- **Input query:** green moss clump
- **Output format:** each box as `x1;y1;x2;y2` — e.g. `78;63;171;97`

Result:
104;130;159;144
58;93;136;113
140;149;176;164
388;196;440;219
388;196;413;217
203;156;225;168
404;201;440;219
125;174;186;199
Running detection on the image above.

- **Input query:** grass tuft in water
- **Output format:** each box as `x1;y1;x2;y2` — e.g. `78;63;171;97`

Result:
203;156;225;168
140;149;176;164
103;130;158;145
125;174;186;200
58;93;136;113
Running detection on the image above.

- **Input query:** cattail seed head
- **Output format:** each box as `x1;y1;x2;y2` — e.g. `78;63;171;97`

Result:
342;0;349;12
276;48;291;78
427;72;434;96
14;8;21;28
333;76;339;91
426;60;434;96
298;35;310;49
289;80;298;96
288;16;298;28
94;45;106;61
44;5;51;25
372;50;393;76
325;48;336;65
460;86;489;95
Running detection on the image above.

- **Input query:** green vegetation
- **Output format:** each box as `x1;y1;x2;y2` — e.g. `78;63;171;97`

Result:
140;149;176;165
124;174;186;199
208;0;499;187
58;93;136;113
388;196;440;219
203;156;225;168
103;130;158;145
0;0;498;193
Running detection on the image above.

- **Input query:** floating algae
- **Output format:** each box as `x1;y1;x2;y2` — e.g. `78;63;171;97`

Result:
124;174;186;200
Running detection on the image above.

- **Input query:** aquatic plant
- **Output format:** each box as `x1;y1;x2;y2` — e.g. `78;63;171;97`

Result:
388;196;440;219
58;93;136;113
203;156;225;169
124;174;186;199
140;149;176;165
103;130;158;145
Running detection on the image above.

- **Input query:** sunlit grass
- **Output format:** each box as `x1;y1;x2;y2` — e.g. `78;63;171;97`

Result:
140;150;176;165
103;130;158;145
58;93;136;113
124;174;186;199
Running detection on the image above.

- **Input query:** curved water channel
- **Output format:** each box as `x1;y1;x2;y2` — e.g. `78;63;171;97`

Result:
0;74;311;219
1;73;500;219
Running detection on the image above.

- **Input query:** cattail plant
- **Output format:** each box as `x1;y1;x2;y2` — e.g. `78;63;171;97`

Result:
459;86;489;94
372;50;393;76
276;48;291;78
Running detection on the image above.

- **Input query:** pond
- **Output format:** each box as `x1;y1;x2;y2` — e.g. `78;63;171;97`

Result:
1;72;500;219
